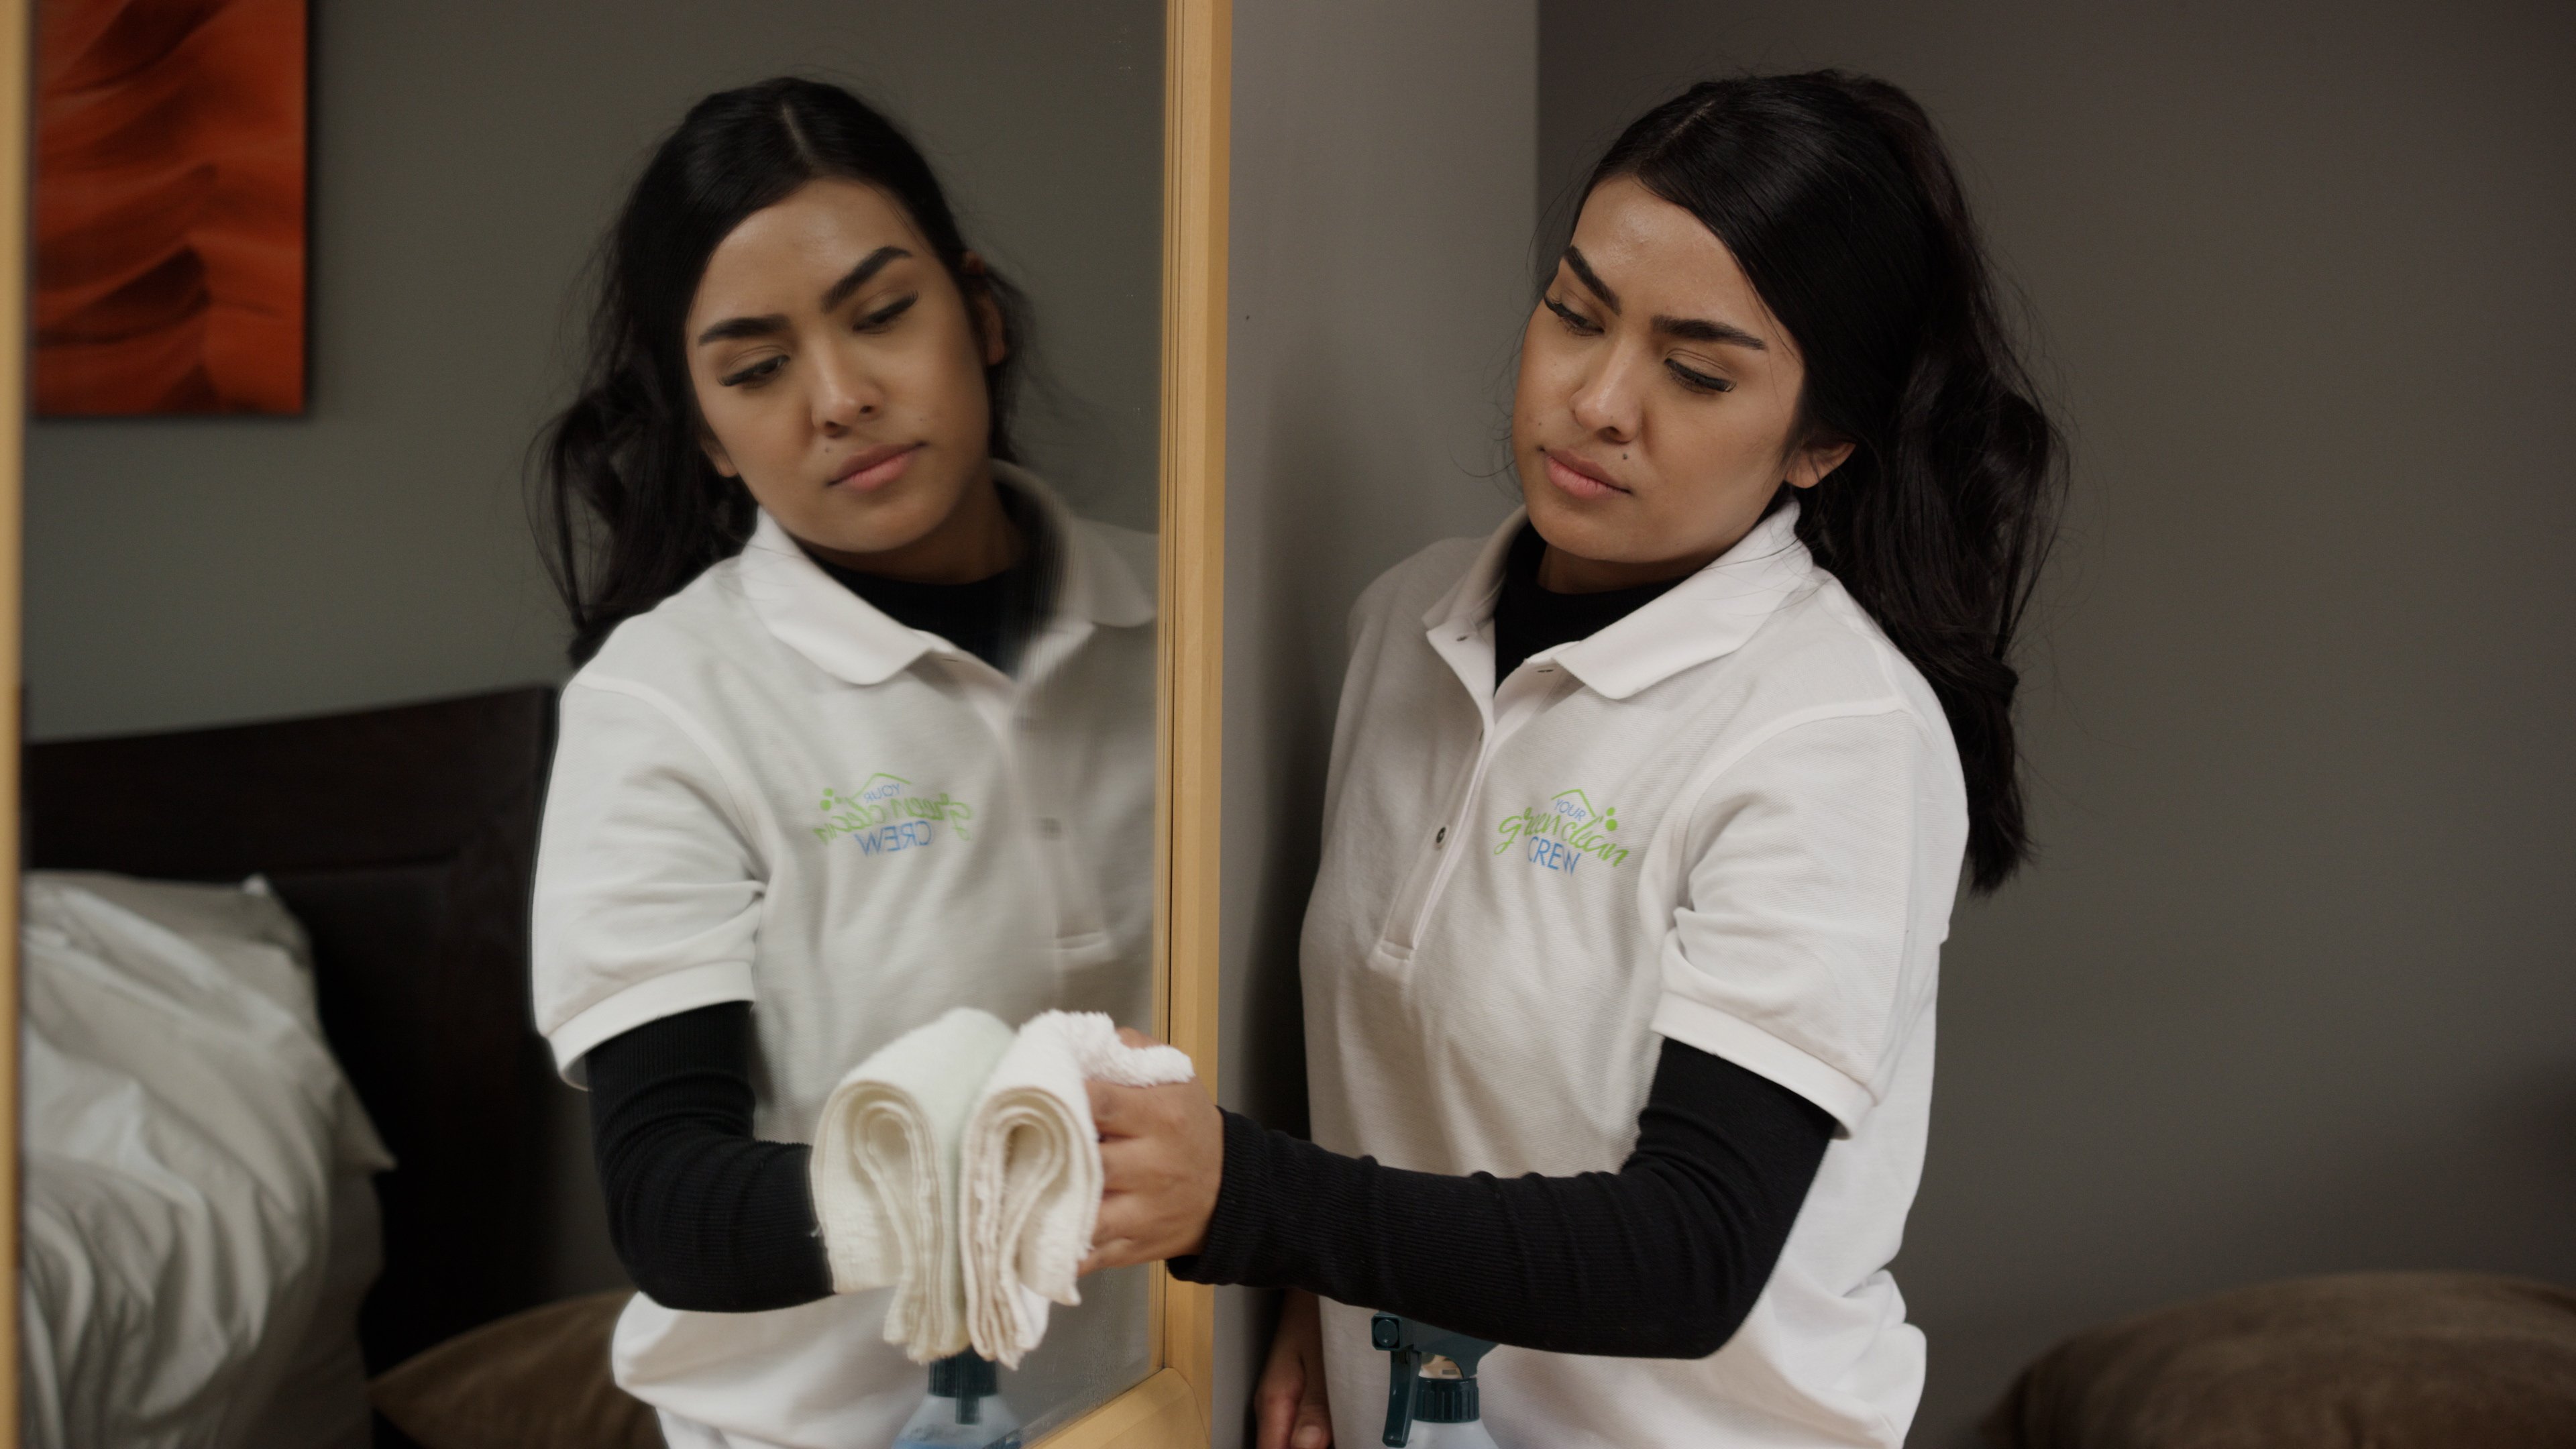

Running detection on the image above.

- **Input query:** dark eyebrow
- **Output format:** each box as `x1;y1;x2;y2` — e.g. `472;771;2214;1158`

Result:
820;246;912;311
1562;246;1619;311
1654;314;1767;350
692;246;914;347
695;313;787;346
1564;244;1766;350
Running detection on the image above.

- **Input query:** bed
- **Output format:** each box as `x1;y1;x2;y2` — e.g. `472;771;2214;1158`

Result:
23;686;564;1448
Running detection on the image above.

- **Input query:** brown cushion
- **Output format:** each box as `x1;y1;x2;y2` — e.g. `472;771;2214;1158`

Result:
1982;1272;2576;1449
370;1291;663;1449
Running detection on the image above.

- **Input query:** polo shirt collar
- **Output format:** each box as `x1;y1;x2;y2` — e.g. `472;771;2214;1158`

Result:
1022;460;1156;633
1424;498;1815;702
739;463;1152;688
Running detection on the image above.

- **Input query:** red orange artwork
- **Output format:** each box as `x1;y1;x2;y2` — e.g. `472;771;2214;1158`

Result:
34;0;309;415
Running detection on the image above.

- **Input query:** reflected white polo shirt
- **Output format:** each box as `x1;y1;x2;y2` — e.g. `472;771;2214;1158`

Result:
1302;500;1967;1449
530;465;1156;1447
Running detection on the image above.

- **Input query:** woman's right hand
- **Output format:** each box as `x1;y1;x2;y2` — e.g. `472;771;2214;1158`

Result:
1255;1287;1333;1449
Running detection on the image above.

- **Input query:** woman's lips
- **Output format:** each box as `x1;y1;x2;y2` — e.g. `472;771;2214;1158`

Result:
1543;449;1627;501
830;443;920;493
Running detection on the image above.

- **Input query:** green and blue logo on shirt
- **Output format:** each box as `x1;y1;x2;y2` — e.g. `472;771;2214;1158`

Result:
1494;788;1629;875
813;773;976;856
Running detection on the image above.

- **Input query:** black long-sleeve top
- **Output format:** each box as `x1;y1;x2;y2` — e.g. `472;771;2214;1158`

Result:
584;520;1837;1356
590;1008;1831;1349
1170;1049;1829;1356
588;1001;833;1309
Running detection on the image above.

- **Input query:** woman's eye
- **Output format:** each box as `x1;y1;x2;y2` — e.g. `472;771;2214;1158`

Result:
857;293;919;332
1544;296;1600;335
1667;360;1733;394
720;355;787;388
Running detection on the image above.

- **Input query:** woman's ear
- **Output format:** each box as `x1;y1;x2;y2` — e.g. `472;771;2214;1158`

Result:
959;252;1010;368
1786;435;1856;490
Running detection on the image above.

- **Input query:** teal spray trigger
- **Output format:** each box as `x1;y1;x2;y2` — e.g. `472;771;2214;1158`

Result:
1373;1314;1499;1448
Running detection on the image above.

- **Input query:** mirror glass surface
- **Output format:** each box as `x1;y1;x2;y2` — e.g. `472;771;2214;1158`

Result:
21;3;1165;1446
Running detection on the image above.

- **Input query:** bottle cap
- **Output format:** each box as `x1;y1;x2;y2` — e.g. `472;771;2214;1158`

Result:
929;1350;999;1400
1415;1377;1480;1424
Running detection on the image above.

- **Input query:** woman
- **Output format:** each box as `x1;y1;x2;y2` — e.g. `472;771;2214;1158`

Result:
528;78;1157;1448
1087;72;2061;1448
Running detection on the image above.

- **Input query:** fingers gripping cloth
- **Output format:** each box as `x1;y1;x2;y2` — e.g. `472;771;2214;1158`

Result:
960;1011;1198;1367
809;1007;1019;1362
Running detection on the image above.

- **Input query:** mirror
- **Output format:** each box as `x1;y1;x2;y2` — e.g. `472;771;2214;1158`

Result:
18;2;1177;1446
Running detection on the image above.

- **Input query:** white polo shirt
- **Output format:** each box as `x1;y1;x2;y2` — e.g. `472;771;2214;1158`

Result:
1303;500;1966;1449
531;465;1155;1447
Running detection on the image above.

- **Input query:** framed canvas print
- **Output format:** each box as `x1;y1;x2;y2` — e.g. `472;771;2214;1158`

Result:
33;0;307;415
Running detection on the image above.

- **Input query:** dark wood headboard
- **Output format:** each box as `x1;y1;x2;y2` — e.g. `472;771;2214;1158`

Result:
25;686;561;1374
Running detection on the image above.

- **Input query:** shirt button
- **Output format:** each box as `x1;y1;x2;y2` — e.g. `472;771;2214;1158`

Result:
1036;818;1063;840
1434;826;1448;847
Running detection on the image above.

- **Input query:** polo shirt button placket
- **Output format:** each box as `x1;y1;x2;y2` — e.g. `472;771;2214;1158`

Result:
1401;729;1508;949
1405;663;1564;937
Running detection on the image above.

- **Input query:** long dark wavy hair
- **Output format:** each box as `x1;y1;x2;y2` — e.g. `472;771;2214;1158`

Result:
534;77;1029;664
1581;72;2063;892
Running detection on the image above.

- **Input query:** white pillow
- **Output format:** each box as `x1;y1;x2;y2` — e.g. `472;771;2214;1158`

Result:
31;871;392;1175
20;872;393;1449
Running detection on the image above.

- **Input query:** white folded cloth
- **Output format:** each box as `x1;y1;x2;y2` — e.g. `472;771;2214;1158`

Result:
959;1010;1199;1366
808;1006;1019;1362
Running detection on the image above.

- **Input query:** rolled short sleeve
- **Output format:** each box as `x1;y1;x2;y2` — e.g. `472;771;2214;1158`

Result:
532;678;767;1081
1650;708;1938;1134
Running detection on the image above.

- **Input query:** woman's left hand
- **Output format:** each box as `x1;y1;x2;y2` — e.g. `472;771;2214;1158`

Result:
1080;1028;1224;1275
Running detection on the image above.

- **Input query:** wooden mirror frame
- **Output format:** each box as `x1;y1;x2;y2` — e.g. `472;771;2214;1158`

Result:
0;0;1225;1440
1053;0;1230;1442
1;0;27;1436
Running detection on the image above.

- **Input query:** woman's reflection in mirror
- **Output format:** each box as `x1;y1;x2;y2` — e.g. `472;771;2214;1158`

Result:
527;77;1158;1449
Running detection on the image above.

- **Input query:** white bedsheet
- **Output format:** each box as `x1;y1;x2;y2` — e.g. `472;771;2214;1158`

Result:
18;873;393;1449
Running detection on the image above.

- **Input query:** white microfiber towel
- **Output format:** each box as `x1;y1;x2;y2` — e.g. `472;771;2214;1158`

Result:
810;1006;1020;1362
959;1010;1198;1366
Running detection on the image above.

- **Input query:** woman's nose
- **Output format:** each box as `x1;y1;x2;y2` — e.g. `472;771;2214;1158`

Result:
1567;351;1642;441
810;350;885;434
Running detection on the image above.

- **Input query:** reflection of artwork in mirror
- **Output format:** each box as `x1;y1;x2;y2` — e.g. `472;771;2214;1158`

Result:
34;0;309;416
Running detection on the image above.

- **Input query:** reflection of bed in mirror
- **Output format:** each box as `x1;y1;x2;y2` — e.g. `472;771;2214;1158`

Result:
22;687;561;1448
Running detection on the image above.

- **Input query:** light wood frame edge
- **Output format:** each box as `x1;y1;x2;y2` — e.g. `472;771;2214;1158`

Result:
1040;0;1229;1445
1;0;28;1436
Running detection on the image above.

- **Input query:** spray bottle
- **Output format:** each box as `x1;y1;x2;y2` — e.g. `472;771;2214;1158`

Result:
1374;1314;1500;1448
892;1349;1024;1448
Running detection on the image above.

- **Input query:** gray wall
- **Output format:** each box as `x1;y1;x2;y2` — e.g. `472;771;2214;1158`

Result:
27;0;1162;1306
1540;3;2576;1442
26;0;1161;744
1221;2;1535;1442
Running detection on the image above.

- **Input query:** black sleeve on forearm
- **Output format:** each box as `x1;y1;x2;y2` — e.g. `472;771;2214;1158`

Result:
1167;1037;1835;1358
584;1002;835;1313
